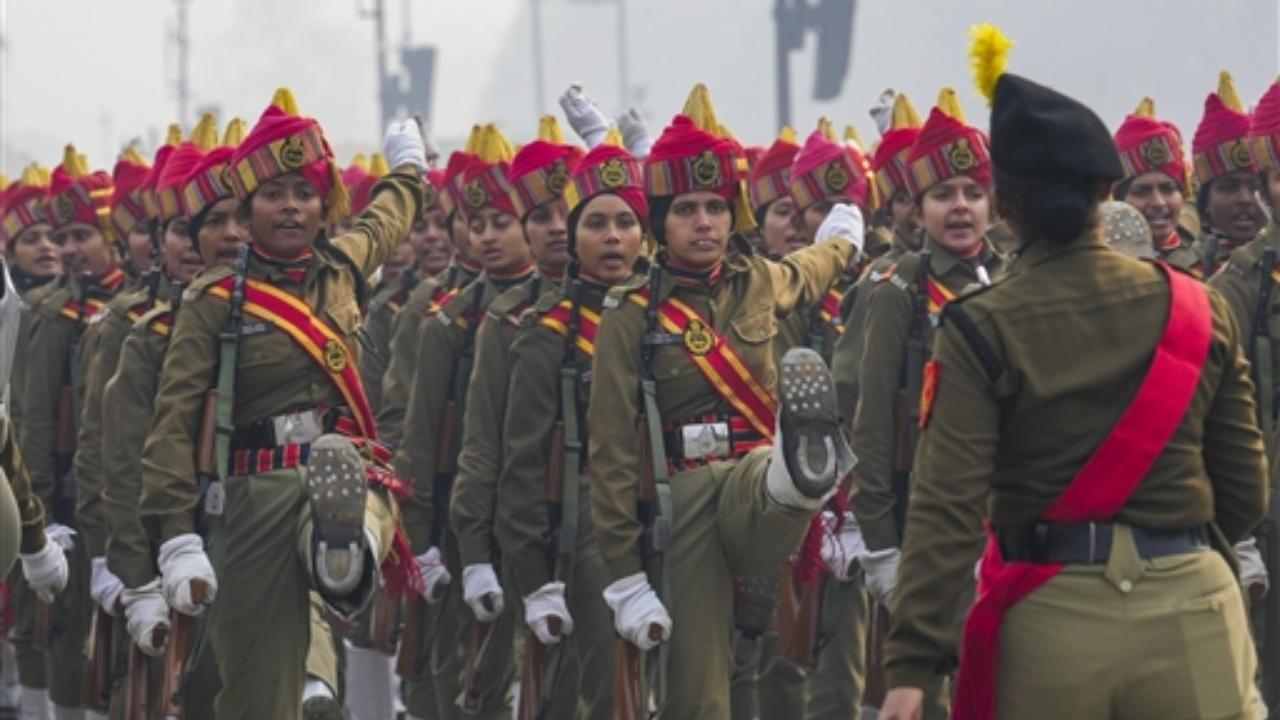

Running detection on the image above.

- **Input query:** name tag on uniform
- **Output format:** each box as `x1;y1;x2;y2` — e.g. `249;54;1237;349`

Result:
240;321;270;335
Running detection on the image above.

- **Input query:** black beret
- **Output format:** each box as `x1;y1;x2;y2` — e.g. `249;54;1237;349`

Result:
990;74;1124;184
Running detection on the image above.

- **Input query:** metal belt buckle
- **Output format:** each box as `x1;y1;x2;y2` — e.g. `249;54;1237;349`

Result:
271;409;325;446
681;421;730;459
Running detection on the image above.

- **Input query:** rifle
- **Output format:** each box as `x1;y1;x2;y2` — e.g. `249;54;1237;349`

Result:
891;252;932;532
776;570;819;668
125;637;157;720
195;390;218;481
395;594;426;680
369;587;400;656
862;600;892;708
614;625;663;720
160;579;209;717
82;605;114;711
460;594;497;714
516;617;562;720
1251;249;1280;712
33;598;54;650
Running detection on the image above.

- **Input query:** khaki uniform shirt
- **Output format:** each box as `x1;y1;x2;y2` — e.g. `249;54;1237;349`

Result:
850;236;1005;551
376;262;480;445
396;268;535;552
587;239;854;582
451;274;558;567
140;169;425;542
19;273;124;520
360;271;418;416
886;232;1267;690
102;304;173;587
831;231;916;432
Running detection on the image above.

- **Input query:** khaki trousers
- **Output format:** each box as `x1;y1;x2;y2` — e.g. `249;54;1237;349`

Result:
997;526;1263;720
803;575;868;720
659;448;816;720
212;466;393;720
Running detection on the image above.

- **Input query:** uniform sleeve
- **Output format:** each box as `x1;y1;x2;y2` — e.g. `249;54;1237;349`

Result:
139;298;223;542
2;417;45;553
397;317;458;552
1207;266;1255;340
74;317;130;558
376;298;426;445
849;280;913;550
586;304;647;582
333;169;425;277
761;238;854;317
1202;292;1269;541
495;326;561;597
18;310;71;512
885;320;995;691
103;330;164;588
831;277;873;433
359;303;393;416
450;318;513;567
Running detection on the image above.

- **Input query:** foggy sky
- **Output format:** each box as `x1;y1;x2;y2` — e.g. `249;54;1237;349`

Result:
2;0;1278;177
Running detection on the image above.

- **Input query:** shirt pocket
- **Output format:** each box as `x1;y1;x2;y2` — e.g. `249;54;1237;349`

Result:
325;299;363;337
238;328;292;369
729;307;779;386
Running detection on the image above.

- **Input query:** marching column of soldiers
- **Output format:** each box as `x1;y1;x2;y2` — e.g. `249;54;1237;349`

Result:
0;22;1275;720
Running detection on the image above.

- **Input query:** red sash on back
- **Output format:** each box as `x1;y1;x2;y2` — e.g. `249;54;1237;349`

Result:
538;298;602;358
952;263;1212;720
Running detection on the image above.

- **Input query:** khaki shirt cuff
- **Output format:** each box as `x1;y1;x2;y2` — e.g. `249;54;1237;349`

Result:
158;513;195;544
885;662;938;693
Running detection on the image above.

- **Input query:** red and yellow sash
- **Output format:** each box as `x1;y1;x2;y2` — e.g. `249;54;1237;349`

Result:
538;298;602;358
817;288;844;334
629;289;777;438
59;297;109;324
207;277;378;440
924;275;956;315
954;264;1211;720
425;287;460;316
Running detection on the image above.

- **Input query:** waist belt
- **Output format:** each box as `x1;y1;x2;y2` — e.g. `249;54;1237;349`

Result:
662;413;769;474
997;522;1209;565
230;405;391;475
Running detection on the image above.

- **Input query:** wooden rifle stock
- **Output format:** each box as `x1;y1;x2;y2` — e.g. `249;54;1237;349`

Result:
82;606;114;710
862;601;892;708
546;421;565;504
461;593;497;713
125;625;165;720
776;571;820;668
370;587;400;656
395;594;426;680
33;599;53;650
614;624;662;720
160;580;208;716
516;617;563;720
54;386;75;456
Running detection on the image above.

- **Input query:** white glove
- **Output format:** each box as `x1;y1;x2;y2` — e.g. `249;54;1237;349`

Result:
602;572;672;651
157;534;217;616
861;547;901;607
122;579;169;657
1236;537;1269;602
383;119;428;173
462;563;505;622
814;204;865;259
19;528;71;603
559;83;610;148
413;547;451;604
523;581;574;646
869;88;897;136
617;108;653;158
45;522;77;552
819;511;867;581
89;556;126;616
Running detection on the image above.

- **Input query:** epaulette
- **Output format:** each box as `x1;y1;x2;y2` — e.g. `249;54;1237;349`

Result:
182;266;235;302
107;288;152;320
33;284;72;317
438;277;483;326
602;272;649;310
135;303;174;338
486;279;536;326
